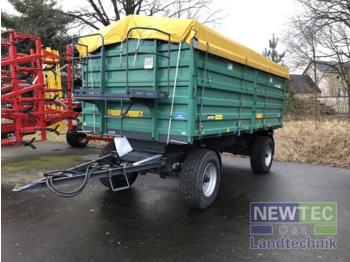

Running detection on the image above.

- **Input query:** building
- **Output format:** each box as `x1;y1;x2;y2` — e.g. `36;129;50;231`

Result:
303;61;349;113
288;74;321;99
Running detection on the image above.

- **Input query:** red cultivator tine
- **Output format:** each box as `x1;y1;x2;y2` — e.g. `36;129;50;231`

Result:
1;31;80;146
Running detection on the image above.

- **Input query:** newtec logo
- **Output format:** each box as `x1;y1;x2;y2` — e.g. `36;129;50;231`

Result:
250;202;337;235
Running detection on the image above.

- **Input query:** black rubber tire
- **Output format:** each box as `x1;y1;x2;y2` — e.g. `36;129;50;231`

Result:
250;136;274;174
99;142;138;190
180;149;221;210
66;129;88;148
1;132;10;140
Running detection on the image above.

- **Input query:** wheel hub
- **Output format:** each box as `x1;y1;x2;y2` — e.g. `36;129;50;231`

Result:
265;145;272;166
202;162;217;197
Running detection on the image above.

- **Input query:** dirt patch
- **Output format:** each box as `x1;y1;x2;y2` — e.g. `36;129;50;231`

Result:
1;154;85;187
274;119;350;168
1;133;106;187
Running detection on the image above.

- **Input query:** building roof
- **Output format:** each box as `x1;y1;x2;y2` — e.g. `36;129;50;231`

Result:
303;61;350;74
289;74;321;94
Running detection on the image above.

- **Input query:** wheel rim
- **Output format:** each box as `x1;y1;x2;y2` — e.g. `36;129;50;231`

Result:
202;162;217;197
78;134;87;144
265;145;272;166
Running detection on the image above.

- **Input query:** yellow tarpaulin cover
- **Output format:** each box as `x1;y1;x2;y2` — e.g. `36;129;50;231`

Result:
78;15;289;79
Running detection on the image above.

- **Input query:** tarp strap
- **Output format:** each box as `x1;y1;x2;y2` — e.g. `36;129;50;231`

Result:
167;41;182;144
199;42;210;132
133;38;141;68
119;41;123;66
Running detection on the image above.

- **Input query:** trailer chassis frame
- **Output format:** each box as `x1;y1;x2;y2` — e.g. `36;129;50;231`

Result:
13;150;166;196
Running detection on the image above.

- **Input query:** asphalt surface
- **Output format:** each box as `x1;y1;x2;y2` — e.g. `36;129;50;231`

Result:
2;142;350;262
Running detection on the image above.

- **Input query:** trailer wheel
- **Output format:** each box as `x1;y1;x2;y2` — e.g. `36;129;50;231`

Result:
1;132;11;140
99;142;138;190
250;136;274;174
180;149;221;210
66;129;89;148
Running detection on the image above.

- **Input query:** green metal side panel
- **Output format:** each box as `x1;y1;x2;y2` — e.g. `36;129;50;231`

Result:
81;40;287;144
195;51;287;138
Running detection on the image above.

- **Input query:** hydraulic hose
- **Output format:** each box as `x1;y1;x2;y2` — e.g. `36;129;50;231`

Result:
45;165;96;198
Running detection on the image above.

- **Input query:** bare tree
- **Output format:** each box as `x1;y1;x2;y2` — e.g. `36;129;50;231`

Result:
319;23;350;114
297;0;350;28
284;16;323;120
59;0;223;31
286;0;350;117
301;0;350;116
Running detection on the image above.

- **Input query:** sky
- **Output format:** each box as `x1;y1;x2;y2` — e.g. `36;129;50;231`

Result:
2;0;302;64
214;0;301;53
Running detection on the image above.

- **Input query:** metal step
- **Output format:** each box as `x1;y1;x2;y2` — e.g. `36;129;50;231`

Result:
120;150;157;162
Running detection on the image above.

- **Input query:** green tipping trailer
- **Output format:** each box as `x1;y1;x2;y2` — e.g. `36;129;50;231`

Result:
78;40;287;143
15;16;289;210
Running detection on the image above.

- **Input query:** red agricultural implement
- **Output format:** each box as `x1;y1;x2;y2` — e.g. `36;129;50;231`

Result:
1;30;89;148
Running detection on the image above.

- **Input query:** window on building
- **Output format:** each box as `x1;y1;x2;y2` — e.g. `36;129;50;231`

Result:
336;75;341;83
338;89;349;97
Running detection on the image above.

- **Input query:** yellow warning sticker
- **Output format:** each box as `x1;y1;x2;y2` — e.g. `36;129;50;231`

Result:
207;114;223;120
215;114;223;120
256;113;264;119
108;109;144;118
